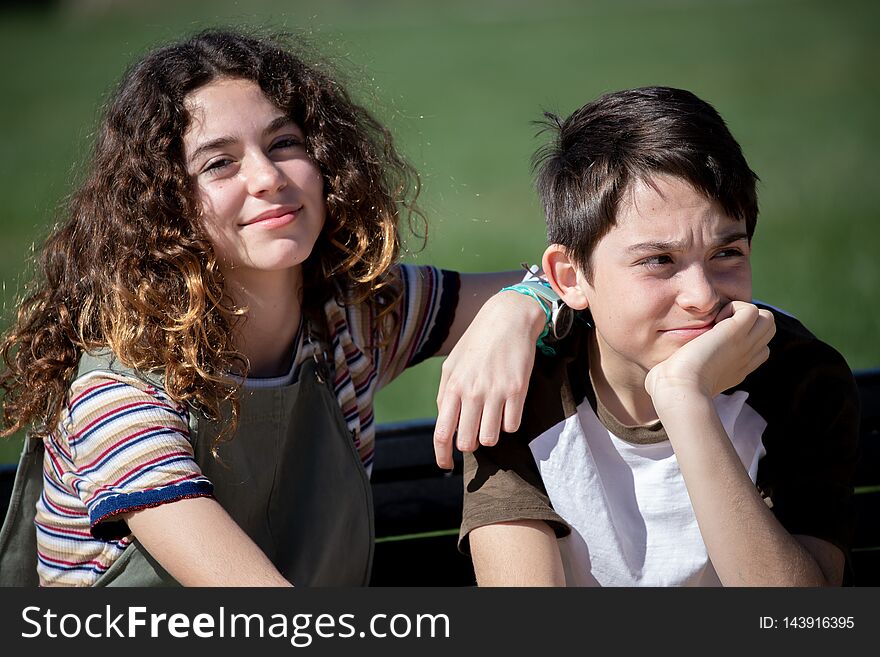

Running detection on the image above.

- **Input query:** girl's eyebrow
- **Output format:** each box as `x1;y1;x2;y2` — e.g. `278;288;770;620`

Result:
188;136;236;166
187;115;297;165
265;115;295;135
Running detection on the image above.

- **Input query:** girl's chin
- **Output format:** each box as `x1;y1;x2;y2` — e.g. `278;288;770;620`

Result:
220;258;307;276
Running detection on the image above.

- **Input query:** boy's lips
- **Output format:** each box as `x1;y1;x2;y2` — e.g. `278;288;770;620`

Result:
659;321;714;339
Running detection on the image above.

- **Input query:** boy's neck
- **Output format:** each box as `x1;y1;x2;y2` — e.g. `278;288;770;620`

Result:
587;331;659;427
223;266;303;378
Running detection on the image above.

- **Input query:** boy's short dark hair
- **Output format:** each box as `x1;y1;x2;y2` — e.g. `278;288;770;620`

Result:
533;86;759;280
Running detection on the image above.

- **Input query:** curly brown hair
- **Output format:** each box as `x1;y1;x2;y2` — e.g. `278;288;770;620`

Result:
0;29;423;440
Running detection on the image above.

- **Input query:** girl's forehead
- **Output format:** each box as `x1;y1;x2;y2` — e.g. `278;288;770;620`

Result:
184;78;277;121
182;79;295;152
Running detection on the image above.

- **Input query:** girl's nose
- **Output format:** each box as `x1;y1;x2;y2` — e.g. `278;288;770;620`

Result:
245;153;287;197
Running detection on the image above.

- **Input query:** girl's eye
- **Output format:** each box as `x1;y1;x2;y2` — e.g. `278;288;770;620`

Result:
202;158;233;176
271;136;304;151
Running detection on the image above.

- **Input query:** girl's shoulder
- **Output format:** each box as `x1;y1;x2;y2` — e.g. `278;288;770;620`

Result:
75;349;165;388
69;369;166;403
318;264;400;335
320;263;432;346
64;354;188;435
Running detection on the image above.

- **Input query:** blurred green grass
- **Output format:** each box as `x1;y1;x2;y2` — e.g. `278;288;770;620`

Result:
1;0;878;462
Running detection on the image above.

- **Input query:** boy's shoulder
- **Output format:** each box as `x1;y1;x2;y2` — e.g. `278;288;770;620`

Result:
512;318;593;444
746;302;855;386
740;302;857;407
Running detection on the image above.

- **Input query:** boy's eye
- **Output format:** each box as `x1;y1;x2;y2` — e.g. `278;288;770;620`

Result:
715;247;745;259
639;254;673;267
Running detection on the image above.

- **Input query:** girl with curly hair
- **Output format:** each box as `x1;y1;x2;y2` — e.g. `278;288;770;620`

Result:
0;29;544;586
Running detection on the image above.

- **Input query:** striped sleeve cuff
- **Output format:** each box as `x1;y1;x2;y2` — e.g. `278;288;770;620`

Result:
89;480;214;541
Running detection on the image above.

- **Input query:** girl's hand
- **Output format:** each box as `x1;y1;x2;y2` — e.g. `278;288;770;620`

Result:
645;301;775;411
433;291;545;469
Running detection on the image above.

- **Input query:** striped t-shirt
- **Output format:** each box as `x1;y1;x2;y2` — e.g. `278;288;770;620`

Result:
36;264;459;586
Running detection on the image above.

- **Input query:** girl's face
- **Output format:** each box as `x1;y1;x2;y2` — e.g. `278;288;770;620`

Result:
183;78;326;276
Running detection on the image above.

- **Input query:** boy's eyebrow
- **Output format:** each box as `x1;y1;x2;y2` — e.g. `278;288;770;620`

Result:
713;230;750;246
626;231;750;254
187;115;296;165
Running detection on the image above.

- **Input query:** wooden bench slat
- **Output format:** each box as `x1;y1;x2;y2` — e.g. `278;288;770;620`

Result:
852;490;880;550
855;369;880;487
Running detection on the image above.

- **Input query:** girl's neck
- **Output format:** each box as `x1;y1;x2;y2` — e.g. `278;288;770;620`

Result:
224;266;303;378
587;331;658;426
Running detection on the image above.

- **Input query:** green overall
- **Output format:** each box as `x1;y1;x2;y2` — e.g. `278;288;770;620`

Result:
0;339;374;586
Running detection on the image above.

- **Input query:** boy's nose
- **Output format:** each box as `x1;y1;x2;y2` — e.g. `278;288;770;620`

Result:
246;154;287;196
676;264;720;315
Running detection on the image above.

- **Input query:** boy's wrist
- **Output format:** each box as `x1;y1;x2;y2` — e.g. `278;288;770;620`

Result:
652;391;723;449
647;376;715;417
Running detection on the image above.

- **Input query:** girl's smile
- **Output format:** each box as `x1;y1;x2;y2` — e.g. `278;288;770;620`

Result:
241;205;302;228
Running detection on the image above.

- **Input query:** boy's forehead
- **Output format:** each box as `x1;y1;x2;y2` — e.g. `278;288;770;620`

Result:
602;175;745;246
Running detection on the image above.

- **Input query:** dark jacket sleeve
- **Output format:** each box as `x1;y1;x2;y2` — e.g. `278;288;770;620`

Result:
749;308;860;555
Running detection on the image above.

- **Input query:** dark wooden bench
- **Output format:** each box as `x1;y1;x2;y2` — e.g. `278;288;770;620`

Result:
2;368;878;586
850;368;880;585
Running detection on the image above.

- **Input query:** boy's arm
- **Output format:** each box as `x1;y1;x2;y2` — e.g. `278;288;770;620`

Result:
470;520;565;586
655;394;844;585
434;274;547;469
646;301;846;585
459;425;571;586
126;498;292;587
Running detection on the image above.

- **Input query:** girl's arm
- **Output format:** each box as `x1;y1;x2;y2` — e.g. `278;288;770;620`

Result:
435;272;538;357
62;374;291;587
433;273;547;469
125;497;292;587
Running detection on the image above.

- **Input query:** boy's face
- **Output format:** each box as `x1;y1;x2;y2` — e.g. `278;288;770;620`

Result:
577;174;753;381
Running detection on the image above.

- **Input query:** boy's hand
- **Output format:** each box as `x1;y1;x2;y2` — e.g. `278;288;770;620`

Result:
433;291;544;469
645;301;775;408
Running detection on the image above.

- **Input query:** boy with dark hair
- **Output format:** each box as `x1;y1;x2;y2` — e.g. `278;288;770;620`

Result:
455;87;859;586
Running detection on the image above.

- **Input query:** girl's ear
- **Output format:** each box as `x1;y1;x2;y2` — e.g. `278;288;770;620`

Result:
542;244;589;310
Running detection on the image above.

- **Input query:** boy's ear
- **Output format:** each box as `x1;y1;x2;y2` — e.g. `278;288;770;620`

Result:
542;244;589;310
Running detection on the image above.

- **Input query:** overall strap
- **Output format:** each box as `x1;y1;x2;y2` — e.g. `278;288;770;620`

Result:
302;299;334;384
77;349;165;388
76;349;198;438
